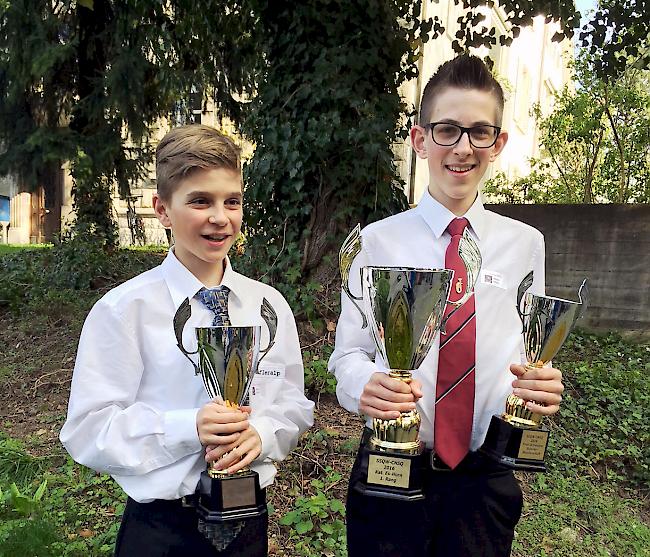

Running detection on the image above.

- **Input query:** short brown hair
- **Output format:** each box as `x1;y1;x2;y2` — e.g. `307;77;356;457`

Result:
156;124;241;200
419;54;505;126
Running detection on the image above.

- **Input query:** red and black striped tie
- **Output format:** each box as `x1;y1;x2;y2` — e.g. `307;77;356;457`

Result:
434;217;476;469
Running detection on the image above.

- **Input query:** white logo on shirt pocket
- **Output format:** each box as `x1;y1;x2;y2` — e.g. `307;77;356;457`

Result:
481;270;506;289
250;364;285;401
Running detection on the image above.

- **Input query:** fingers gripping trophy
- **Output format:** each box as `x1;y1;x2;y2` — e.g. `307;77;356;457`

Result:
173;298;277;549
339;224;482;500
480;271;588;471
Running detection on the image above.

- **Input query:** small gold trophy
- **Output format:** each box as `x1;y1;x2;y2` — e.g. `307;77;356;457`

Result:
339;225;481;499
173;298;277;547
480;271;588;471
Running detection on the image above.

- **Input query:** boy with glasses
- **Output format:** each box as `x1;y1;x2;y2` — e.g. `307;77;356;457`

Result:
330;54;564;557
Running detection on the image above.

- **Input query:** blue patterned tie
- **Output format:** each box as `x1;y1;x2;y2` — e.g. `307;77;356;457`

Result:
196;286;231;326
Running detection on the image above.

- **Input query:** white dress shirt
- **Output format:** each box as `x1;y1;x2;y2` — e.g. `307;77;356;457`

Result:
60;250;314;503
329;191;545;451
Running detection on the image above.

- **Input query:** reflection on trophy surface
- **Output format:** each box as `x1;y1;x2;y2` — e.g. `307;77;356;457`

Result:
339;224;481;498
480;271;588;471
173;298;277;547
361;267;453;454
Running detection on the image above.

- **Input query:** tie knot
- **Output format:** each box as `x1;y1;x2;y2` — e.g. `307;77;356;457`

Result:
446;218;469;237
196;286;231;326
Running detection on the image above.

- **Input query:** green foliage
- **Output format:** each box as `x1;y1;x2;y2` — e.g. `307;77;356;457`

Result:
513;471;650;557
239;1;422;313
0;436;48;487
303;347;337;398
484;51;650;204
0;236;163;311
0;443;125;557
580;0;650;80
550;331;650;487
279;467;347;556
0;0;261;243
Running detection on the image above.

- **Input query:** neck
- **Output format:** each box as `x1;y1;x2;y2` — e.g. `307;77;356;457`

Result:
428;188;477;216
201;260;226;288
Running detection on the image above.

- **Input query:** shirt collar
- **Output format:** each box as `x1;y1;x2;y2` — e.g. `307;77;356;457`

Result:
161;250;245;311
415;188;486;240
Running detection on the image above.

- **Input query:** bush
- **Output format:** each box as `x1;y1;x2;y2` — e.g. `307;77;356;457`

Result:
0;238;164;312
550;330;650;486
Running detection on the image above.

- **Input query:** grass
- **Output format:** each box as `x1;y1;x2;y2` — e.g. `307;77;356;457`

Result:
0;244;648;556
0;243;51;256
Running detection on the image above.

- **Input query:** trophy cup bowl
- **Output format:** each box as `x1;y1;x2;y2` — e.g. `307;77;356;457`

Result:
173;298;277;546
480;273;588;471
338;225;482;500
362;266;453;455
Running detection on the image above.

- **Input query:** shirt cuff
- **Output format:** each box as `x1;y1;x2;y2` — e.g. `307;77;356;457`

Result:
163;408;203;456
248;415;275;462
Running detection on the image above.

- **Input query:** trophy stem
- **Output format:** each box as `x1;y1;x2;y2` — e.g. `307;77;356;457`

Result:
502;363;544;427
369;370;422;455
388;370;413;382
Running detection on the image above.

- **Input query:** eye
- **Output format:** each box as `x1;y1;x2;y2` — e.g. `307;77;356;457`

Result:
471;126;493;139
188;197;209;206
225;197;242;207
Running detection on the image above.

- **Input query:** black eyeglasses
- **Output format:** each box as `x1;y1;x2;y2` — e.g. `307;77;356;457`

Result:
425;122;501;148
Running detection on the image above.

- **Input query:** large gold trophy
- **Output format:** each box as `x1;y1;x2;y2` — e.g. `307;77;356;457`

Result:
480;271;588;471
339;225;481;499
173;298;277;547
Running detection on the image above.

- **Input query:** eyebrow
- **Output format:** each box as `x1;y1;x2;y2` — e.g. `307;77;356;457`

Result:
185;190;243;199
434;118;496;127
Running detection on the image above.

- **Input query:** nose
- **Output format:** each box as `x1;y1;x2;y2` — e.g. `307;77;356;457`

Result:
453;130;473;156
208;204;228;226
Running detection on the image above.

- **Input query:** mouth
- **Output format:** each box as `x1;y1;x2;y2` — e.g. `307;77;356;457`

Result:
445;164;477;175
201;233;230;243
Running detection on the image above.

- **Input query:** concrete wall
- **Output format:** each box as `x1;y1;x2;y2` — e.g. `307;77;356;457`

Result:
485;204;650;335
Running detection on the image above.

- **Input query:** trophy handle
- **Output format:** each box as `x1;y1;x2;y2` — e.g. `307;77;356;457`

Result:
516;270;535;330
173;297;200;374
259;297;278;363
339;224;368;329
575;279;589;323
440;230;482;332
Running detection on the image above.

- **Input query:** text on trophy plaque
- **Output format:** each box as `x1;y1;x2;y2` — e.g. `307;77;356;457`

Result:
367;455;411;488
221;476;257;509
517;430;549;461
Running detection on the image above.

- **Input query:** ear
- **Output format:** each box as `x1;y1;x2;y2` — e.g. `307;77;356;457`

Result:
153;193;172;228
410;125;429;159
490;130;509;161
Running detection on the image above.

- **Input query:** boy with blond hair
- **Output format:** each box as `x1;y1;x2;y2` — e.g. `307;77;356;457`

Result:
330;55;564;557
61;124;314;556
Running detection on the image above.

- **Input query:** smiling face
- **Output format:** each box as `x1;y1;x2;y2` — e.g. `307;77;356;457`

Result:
411;87;508;215
153;167;243;286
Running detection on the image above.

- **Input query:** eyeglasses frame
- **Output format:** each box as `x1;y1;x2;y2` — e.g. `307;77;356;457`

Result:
424;122;502;149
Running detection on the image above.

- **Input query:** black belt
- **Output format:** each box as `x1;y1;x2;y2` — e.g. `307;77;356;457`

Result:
360;427;503;474
132;494;197;510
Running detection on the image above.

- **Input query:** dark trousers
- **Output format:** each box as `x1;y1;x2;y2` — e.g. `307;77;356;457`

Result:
346;434;523;557
114;497;268;557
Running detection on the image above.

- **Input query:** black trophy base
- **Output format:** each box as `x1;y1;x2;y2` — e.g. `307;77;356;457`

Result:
479;414;549;472
352;444;425;502
196;469;267;523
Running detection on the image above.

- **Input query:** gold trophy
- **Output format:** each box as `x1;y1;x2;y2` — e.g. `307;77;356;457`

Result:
339;225;481;499
480;271;588;471
173;298;277;547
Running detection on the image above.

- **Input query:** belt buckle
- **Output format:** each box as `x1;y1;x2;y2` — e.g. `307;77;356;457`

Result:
430;452;452;472
181;495;196;508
